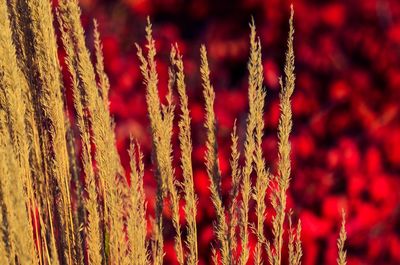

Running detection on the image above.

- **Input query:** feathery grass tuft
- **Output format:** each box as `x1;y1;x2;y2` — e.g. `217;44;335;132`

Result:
337;210;347;265
288;212;302;265
171;44;199;265
270;6;296;265
200;44;231;265
128;139;149;265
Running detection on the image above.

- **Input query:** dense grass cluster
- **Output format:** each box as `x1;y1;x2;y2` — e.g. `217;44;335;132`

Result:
0;0;347;264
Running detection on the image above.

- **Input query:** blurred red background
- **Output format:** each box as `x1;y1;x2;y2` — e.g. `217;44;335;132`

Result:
71;0;400;264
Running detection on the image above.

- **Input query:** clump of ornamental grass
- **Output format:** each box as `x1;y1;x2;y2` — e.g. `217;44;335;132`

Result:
0;0;347;264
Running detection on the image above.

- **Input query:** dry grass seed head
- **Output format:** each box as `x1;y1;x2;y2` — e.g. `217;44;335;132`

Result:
200;45;231;265
337;210;347;265
271;6;295;265
128;139;149;265
171;44;199;265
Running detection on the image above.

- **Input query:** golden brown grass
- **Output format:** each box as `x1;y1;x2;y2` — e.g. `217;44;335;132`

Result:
337;210;347;265
171;44;199;265
57;1;127;263
0;112;36;265
128;139;149;265
269;6;296;265
228;120;240;257
27;0;76;261
0;1;348;265
200;44;232;265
